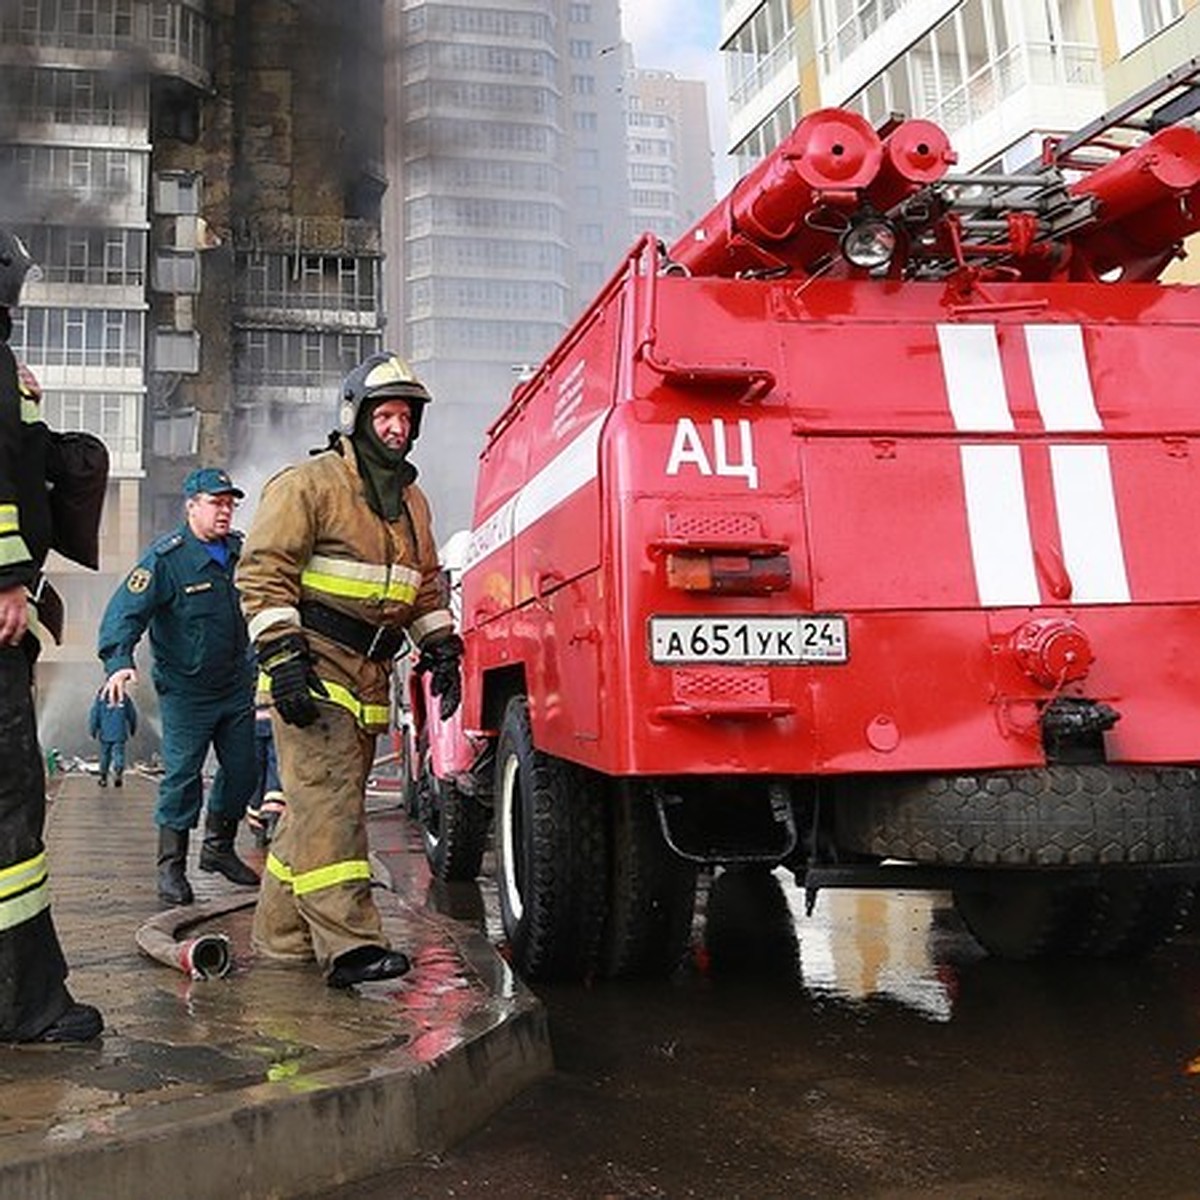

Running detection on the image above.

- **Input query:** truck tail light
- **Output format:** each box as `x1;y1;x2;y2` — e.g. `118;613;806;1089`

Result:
665;551;791;595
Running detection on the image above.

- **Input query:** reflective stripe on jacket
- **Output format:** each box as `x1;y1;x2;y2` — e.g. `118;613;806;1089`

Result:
0;344;50;591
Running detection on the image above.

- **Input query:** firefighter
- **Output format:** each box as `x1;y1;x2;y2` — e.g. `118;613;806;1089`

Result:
236;351;461;988
97;468;260;905
0;228;103;1042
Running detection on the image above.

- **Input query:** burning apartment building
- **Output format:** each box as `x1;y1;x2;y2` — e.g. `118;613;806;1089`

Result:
0;0;387;753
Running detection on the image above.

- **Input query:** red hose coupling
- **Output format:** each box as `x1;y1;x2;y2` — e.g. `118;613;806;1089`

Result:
1010;617;1093;688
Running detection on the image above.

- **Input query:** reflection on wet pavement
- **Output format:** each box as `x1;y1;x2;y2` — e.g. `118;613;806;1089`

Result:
339;851;1200;1199
0;776;547;1176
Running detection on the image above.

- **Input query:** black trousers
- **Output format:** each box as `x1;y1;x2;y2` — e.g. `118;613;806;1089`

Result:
0;642;71;1041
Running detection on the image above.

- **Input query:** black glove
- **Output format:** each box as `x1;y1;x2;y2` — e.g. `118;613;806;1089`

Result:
417;633;463;721
258;633;328;728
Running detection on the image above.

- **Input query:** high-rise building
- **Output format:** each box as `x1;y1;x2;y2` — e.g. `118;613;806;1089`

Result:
624;67;715;246
0;0;387;746
722;2;1199;176
383;0;636;534
383;3;715;534
383;0;564;536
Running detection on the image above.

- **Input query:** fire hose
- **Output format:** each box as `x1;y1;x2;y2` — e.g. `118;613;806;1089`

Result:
135;893;256;979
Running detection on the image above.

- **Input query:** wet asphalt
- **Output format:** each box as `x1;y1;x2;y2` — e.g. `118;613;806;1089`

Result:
0;771;550;1200
337;854;1200;1199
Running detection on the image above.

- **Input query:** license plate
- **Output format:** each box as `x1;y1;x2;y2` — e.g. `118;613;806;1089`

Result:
649;616;848;664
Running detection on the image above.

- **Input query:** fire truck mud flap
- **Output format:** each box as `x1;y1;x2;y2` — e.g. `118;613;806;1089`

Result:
833;763;1200;958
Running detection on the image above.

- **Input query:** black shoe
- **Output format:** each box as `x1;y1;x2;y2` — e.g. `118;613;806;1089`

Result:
198;845;260;886
327;947;411;989
31;1002;103;1044
97;775;107;788
199;815;260;887
113;774;122;788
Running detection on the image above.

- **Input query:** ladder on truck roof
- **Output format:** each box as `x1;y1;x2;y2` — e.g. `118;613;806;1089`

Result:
893;57;1200;272
1049;55;1200;166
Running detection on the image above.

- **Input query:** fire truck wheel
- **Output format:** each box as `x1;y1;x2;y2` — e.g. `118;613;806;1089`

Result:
417;732;489;883
835;764;1200;866
600;782;697;979
494;697;608;981
399;723;419;819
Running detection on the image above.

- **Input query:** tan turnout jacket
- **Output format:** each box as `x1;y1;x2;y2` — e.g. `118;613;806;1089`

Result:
236;435;453;731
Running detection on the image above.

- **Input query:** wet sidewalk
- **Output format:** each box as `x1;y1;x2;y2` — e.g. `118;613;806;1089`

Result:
0;771;551;1200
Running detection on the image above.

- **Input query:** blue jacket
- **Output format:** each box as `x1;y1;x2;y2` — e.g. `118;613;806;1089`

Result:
97;524;252;695
88;691;137;743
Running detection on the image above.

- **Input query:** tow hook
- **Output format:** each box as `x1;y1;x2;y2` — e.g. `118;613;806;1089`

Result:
1040;696;1120;762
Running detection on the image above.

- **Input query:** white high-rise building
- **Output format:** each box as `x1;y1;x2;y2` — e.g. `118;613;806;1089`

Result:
722;2;1198;176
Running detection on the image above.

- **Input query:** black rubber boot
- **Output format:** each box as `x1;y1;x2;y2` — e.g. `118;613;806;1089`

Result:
30;1002;104;1044
327;946;412;989
198;814;260;886
157;826;194;906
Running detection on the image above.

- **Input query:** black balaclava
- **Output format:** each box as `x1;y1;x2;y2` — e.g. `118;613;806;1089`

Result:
351;395;418;521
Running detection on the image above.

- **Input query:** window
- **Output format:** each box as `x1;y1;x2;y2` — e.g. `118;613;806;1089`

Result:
154;329;200;373
233;330;379;390
17;226;146;287
155;172;200;215
1114;0;1183;56
842;0;1093;134
42;391;141;460
153;250;199;293
12;308;144;368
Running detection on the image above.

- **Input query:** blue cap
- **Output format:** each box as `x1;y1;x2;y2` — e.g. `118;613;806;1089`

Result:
183;467;244;499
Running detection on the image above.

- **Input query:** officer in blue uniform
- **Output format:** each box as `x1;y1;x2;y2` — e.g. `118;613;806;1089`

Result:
97;467;259;905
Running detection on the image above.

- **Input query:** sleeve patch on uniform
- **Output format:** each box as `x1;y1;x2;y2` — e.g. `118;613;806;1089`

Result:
126;567;152;594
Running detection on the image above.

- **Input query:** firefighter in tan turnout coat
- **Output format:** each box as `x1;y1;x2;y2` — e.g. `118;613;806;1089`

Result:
236;353;462;988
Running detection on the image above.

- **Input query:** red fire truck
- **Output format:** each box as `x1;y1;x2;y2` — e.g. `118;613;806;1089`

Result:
408;67;1200;978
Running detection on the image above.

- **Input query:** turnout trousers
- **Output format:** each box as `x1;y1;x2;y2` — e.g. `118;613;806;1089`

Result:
0;644;72;1041
155;679;257;830
252;703;386;972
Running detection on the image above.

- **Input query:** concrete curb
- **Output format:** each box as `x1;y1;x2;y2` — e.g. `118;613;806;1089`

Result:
0;776;553;1200
0;934;550;1200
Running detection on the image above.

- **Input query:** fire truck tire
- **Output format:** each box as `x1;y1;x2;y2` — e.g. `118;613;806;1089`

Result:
600;783;697;979
418;732;490;883
399;724;419;819
835;765;1200;866
494;697;608;981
